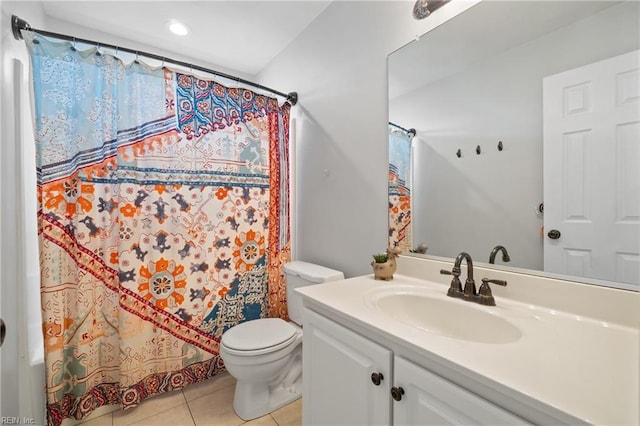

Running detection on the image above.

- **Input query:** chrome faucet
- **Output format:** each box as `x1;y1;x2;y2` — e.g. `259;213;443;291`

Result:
440;251;507;306
489;245;510;264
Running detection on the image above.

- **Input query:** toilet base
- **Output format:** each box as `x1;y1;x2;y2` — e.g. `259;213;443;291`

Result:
233;375;302;420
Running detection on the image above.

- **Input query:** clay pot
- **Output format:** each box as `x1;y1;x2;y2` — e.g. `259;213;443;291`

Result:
371;259;398;281
371;247;402;281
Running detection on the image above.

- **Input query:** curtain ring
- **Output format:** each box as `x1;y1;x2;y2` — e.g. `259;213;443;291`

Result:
70;37;76;51
135;51;139;64
95;42;101;56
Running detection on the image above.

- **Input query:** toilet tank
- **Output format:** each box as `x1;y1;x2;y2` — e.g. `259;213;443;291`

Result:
283;261;344;325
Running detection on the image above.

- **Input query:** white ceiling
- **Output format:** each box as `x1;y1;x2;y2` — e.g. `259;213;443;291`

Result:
40;0;332;77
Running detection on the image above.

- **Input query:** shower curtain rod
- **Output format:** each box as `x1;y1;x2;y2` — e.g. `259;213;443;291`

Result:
11;14;298;106
389;122;416;137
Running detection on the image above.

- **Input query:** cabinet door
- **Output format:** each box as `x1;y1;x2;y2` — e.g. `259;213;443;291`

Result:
303;308;392;426
393;357;531;425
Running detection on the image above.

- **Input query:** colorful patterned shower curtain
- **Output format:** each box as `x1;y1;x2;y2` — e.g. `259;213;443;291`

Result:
388;125;412;251
25;33;290;426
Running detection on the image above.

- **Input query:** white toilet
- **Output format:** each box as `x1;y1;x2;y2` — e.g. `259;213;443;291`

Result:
219;261;344;420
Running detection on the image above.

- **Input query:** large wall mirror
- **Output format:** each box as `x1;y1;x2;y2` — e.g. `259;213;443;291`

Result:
388;0;639;290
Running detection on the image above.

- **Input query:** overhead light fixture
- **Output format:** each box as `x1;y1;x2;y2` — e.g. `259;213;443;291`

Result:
167;19;189;36
412;0;450;20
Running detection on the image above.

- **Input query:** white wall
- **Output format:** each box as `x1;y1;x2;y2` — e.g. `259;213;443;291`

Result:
391;2;640;270
258;0;478;277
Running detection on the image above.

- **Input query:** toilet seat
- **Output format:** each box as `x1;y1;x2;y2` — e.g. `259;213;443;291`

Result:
221;318;299;356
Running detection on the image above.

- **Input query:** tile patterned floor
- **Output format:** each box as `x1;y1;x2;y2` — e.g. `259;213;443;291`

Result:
73;372;301;426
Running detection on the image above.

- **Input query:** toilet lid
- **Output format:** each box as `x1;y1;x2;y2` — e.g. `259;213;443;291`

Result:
222;318;297;351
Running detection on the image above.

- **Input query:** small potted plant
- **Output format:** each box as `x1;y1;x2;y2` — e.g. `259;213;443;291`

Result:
371;247;402;280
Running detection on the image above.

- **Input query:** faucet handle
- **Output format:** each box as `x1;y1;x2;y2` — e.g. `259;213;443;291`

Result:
478;278;507;306
440;269;463;297
483;278;507;286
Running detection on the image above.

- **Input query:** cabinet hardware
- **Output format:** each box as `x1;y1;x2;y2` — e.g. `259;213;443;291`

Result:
371;372;384;386
391;386;405;401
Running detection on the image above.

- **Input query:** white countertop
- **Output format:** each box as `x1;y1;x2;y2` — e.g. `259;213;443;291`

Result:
297;273;639;425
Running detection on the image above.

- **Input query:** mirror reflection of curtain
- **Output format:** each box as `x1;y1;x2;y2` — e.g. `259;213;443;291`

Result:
388;125;412;251
25;32;290;425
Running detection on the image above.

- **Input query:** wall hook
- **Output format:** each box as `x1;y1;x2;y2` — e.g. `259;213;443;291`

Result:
498;141;503;151
456;149;462;158
476;145;481;155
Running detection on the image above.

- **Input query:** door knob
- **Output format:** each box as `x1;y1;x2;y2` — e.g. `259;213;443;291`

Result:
371;372;384;386
391;386;405;401
547;229;561;240
0;319;5;348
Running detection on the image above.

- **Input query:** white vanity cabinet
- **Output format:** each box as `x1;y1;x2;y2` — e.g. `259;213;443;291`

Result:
302;308;392;425
393;356;529;425
303;307;530;426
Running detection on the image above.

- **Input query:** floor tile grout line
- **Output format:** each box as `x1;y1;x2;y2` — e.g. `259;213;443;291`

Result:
269;413;280;426
115;398;191;426
182;379;236;403
183;389;197;426
185;380;237;405
112;389;189;424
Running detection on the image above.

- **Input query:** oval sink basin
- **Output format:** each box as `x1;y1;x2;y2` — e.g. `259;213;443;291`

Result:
365;286;522;344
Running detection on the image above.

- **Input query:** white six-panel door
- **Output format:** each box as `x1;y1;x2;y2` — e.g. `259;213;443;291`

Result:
543;50;640;287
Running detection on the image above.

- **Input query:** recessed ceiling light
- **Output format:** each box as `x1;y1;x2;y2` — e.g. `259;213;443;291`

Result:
167;20;189;36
